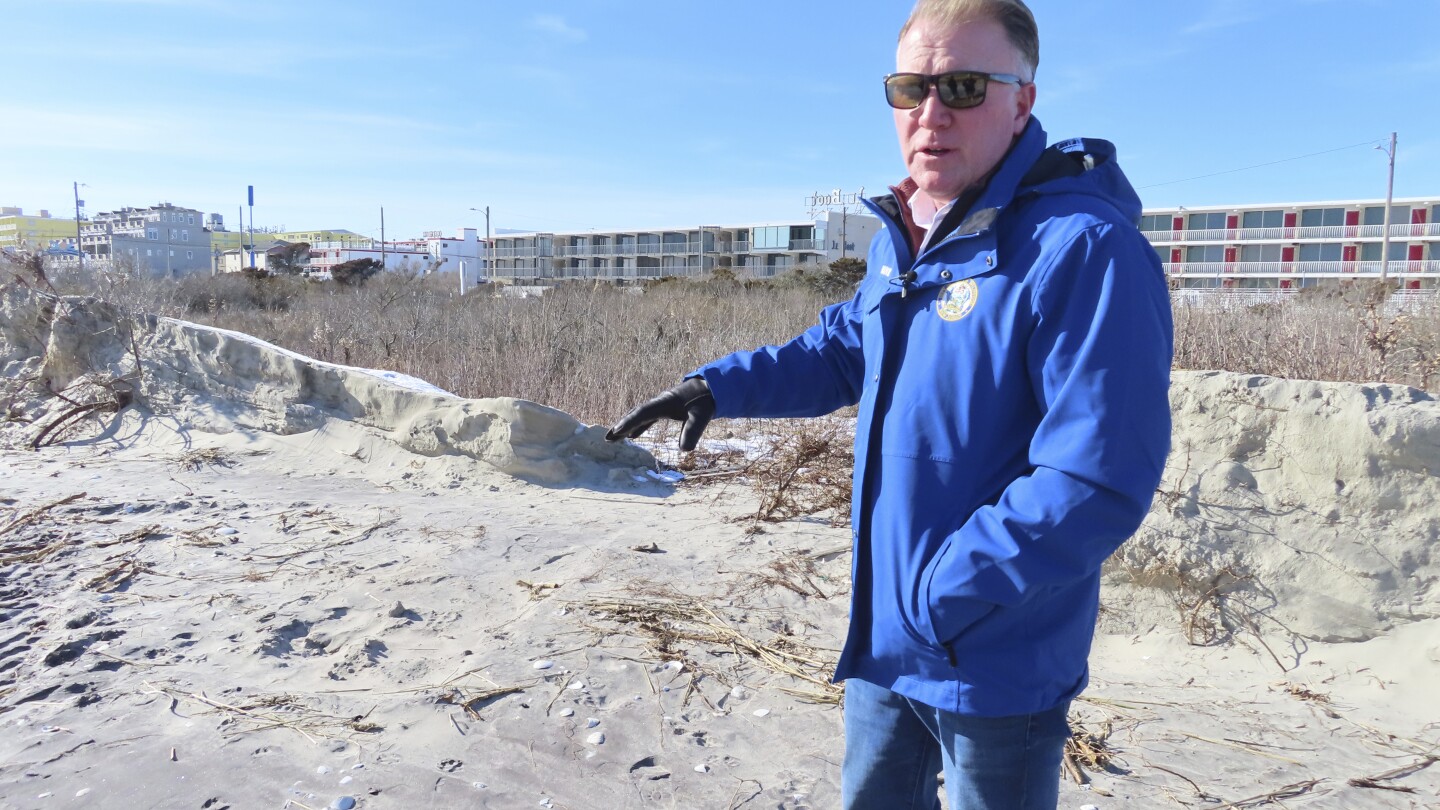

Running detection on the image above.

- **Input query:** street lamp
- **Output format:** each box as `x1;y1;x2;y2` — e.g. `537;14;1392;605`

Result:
1375;133;1397;285
469;206;490;284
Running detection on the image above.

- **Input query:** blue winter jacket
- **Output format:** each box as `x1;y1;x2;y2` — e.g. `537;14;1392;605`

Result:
695;118;1173;717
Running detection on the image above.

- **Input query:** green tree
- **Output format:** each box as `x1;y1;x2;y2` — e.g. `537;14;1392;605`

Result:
268;241;311;276
808;257;867;299
332;257;383;286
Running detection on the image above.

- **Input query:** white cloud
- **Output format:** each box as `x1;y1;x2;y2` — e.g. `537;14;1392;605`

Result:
1181;0;1262;35
529;14;588;44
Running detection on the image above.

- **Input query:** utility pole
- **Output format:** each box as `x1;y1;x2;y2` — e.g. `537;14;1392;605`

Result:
1378;132;1397;286
247;185;255;269
469;206;490;282
73;181;84;272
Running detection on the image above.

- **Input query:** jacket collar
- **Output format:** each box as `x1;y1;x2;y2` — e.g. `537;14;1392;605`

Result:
946;116;1048;240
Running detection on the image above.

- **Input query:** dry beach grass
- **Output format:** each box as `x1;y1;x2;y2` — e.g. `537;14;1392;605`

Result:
37;262;1440;424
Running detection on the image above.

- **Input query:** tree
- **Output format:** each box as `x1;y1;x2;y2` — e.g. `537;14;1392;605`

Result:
269;241;311;276
332;257;383;286
808;257;867;299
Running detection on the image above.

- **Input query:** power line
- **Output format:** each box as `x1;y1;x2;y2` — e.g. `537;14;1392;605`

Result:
1137;139;1384;190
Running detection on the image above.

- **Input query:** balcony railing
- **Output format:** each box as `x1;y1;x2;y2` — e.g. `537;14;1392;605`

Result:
1145;222;1440;244
548;240;826;258
1162;260;1440;276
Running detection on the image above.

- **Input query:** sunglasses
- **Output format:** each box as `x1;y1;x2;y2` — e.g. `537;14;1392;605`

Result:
883;71;1027;110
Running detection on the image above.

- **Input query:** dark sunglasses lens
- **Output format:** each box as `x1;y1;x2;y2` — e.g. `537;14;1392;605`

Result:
937;73;986;108
885;76;927;109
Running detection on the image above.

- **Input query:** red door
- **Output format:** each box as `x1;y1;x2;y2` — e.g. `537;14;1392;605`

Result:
1284;212;1297;239
1345;209;1359;238
1343;244;1357;273
1226;214;1238;240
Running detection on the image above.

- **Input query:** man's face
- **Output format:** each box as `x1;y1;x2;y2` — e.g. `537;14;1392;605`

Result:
894;17;1036;204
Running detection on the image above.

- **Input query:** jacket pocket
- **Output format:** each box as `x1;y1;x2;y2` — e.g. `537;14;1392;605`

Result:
917;539;998;650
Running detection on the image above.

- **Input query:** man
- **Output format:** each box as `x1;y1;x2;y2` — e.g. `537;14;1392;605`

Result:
607;1;1172;807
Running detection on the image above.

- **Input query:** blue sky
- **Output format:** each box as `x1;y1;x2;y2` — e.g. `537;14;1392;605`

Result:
2;0;1436;241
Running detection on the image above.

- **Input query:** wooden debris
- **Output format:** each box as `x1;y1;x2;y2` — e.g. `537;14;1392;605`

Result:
1347;755;1437;792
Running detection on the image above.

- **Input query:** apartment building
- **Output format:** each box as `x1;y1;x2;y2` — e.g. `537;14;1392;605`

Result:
0;207;81;252
80;202;213;276
210;228;371;254
1143;196;1440;289
488;211;880;282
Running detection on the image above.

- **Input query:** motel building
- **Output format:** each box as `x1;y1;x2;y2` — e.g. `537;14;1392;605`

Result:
1145;196;1440;290
487;211;880;283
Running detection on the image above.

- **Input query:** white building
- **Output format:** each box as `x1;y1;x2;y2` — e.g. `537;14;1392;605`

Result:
489;211;880;282
394;228;487;287
1143;196;1439;289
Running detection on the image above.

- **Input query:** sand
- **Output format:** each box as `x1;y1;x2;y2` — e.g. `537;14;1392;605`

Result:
1;286;1437;809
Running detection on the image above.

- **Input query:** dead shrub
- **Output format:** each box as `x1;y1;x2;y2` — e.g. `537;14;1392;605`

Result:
745;420;854;527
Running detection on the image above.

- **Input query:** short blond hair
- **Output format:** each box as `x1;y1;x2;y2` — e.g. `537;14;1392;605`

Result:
899;0;1039;81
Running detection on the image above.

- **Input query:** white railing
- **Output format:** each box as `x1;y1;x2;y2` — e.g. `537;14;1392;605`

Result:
1145;222;1439;244
1172;288;1440;313
550;240;807;258
1163;260;1440;277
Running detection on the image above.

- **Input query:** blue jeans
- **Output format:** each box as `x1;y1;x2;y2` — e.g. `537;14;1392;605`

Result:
841;678;1071;810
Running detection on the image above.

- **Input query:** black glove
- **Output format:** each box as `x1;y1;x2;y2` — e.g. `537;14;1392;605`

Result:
606;377;715;452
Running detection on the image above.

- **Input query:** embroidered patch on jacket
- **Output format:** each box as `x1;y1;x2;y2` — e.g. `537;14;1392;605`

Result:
936;279;979;321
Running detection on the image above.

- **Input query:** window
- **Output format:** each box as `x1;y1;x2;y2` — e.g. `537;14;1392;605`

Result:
1186;245;1223;262
1240;245;1280;262
1241;210;1283;229
1138;214;1171;232
187;214;194;225
147;229;158;240
186;250;193;259
1364;205;1411;226
753;226;788;249
1300;208;1344;227
1186;212;1225;231
1298;244;1342;261
1360;242;1407;261
1154;245;1168;264
146;249;152;256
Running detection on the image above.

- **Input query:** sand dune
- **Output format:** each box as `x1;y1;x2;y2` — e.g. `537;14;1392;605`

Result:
2;286;1437;808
